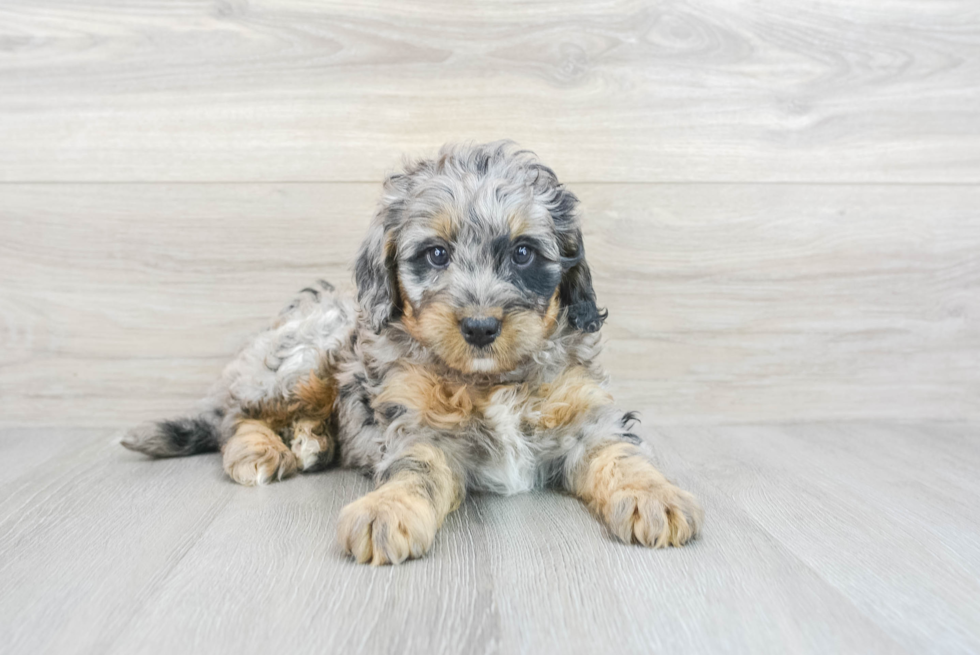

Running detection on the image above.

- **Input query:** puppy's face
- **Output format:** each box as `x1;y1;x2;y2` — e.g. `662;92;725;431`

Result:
395;188;563;374
355;143;605;375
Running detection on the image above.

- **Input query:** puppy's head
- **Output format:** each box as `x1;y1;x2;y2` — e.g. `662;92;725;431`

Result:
355;141;605;375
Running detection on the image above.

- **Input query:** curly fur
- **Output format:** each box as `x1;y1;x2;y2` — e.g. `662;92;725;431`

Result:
122;141;702;564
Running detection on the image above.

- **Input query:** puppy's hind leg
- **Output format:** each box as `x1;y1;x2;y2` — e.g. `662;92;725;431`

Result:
222;419;297;486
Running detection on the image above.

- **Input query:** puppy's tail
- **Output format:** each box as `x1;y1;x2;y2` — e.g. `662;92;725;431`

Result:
121;412;223;458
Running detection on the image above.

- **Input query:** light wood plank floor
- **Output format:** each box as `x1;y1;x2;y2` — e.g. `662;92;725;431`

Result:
1;0;978;653
1;421;978;654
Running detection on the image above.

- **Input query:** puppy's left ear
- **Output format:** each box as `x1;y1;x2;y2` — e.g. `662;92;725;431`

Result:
558;229;607;333
532;165;607;333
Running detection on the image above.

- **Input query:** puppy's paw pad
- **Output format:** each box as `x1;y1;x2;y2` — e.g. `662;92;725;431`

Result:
337;491;437;565
608;485;703;548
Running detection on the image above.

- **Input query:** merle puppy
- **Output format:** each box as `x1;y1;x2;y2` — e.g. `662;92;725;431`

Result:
123;141;703;565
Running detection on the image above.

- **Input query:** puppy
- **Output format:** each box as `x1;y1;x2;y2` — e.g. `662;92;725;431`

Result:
123;141;703;565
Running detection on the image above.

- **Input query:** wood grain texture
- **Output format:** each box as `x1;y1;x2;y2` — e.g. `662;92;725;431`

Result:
1;422;978;654
1;1;979;652
0;0;979;182
1;182;977;426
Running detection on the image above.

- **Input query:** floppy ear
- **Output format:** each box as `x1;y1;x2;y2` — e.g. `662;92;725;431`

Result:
558;229;607;333
532;164;607;333
354;174;409;333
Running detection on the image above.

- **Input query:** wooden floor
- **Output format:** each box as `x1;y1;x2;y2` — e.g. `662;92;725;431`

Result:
1;421;978;654
2;0;979;653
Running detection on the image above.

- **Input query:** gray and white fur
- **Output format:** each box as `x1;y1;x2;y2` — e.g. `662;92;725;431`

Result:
123;141;702;565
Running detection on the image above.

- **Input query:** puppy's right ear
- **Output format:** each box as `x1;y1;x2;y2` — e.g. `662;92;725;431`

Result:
354;174;409;333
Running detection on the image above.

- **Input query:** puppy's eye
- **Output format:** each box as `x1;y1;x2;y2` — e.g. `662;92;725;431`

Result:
512;245;534;267
426;246;450;268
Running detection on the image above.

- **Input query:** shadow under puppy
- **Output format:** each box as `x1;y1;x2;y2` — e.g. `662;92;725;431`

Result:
123;141;703;565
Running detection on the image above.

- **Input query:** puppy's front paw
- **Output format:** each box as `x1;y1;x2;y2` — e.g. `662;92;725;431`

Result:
337;487;437;565
605;484;703;548
578;443;703;548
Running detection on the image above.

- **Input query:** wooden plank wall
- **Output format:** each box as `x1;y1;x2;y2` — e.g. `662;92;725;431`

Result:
1;0;978;426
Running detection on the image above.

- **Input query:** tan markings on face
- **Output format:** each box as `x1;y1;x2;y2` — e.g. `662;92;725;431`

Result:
489;290;561;373
531;365;612;430
458;305;504;320
401;301;475;372
402;293;415;321
401;291;561;375
542;290;561;331
431;210;460;242
507;213;529;237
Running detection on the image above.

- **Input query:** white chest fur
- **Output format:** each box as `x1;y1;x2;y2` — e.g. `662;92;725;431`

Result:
469;386;538;495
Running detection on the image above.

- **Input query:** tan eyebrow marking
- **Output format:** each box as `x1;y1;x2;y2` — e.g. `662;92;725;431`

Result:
430;210;461;241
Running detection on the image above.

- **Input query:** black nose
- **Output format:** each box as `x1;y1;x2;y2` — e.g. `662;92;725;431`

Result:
459;316;501;347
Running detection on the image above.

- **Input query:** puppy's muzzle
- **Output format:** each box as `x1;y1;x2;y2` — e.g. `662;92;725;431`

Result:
459;316;501;347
